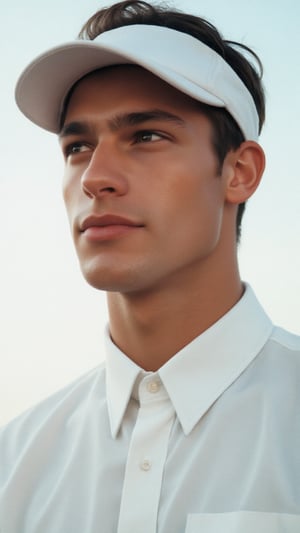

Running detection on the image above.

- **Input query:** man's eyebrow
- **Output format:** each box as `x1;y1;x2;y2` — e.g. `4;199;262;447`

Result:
59;109;185;139
109;109;186;130
59;121;91;140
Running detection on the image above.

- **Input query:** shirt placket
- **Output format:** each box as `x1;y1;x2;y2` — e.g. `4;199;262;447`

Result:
117;374;175;533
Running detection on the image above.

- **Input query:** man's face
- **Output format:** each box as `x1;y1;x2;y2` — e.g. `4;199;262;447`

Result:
60;65;232;294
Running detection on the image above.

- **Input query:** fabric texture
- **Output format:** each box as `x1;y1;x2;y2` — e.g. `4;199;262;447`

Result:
0;285;299;532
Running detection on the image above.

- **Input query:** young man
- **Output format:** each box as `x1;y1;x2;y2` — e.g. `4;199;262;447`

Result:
1;1;299;531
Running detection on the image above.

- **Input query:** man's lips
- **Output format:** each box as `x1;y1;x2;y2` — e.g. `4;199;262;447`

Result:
79;214;144;242
80;214;144;232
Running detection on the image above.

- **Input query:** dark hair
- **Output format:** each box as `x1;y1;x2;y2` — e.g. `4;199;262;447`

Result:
78;0;265;242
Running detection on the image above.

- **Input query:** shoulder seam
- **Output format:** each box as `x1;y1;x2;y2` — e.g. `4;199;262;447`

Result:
269;326;300;352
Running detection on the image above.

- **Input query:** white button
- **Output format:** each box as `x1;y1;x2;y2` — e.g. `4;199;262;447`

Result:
147;380;160;393
140;459;152;471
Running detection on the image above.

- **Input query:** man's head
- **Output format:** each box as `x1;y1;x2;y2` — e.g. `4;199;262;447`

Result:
15;1;265;293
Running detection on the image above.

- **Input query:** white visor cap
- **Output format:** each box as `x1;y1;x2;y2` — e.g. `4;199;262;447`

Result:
15;24;259;140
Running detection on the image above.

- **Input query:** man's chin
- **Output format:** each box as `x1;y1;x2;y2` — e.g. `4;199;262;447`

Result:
80;265;142;294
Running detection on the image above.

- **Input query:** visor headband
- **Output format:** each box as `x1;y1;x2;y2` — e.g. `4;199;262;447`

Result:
15;24;259;139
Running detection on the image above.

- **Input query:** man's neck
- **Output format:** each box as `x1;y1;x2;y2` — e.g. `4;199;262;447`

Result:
107;266;243;371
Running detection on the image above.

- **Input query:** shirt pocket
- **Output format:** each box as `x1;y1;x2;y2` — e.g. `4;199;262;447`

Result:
185;511;300;532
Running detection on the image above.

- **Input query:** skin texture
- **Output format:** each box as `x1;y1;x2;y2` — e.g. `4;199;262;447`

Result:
60;65;265;370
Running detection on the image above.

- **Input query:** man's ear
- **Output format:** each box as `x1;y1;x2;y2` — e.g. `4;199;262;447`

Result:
224;141;265;205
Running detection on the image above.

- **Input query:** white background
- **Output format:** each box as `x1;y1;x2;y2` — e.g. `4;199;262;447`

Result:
1;0;299;425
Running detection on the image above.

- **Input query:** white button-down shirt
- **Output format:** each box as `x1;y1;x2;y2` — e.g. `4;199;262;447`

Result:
1;285;300;532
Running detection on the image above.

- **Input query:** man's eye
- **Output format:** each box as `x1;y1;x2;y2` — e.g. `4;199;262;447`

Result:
64;142;89;157
134;131;163;143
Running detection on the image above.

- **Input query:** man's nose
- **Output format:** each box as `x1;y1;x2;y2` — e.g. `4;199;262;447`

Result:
81;142;129;199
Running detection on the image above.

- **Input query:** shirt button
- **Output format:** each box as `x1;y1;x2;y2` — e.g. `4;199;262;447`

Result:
140;459;152;471
147;380;160;393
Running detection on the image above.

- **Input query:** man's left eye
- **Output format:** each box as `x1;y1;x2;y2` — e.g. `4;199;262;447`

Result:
134;131;163;143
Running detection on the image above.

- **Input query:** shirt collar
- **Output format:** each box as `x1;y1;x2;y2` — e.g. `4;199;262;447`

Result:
105;332;141;438
105;284;273;438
